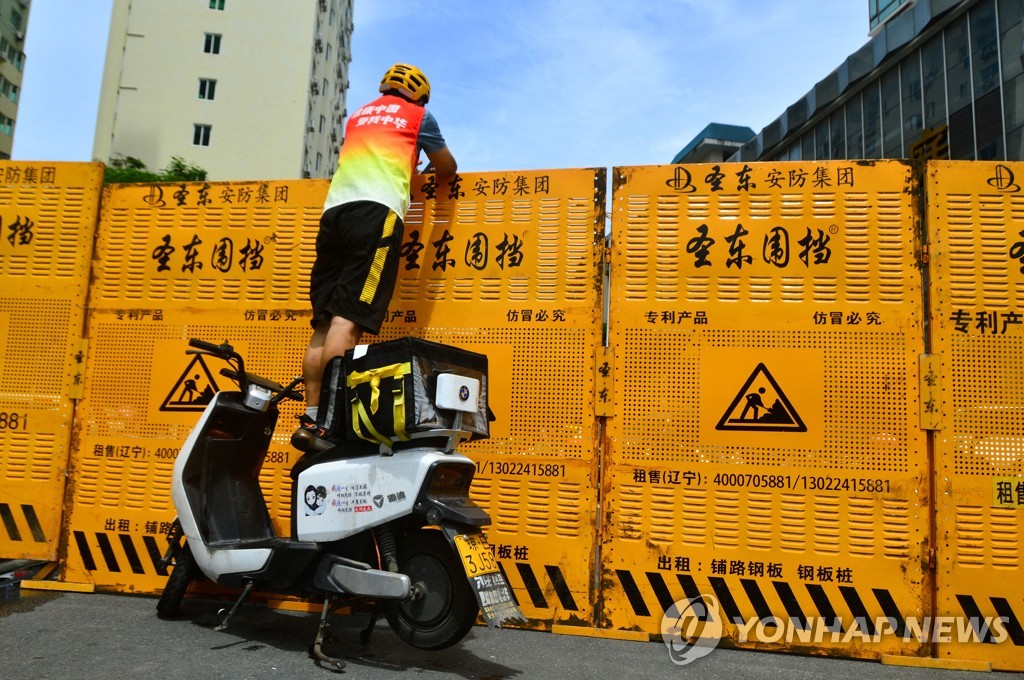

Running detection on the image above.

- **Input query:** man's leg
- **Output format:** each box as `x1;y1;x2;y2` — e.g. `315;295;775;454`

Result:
294;316;364;453
302;322;328;409
302;316;363;409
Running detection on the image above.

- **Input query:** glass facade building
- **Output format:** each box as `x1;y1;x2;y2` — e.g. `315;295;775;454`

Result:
871;0;916;31
733;0;1024;163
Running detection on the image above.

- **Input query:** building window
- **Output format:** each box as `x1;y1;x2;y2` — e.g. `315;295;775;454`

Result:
814;119;830;160
0;37;22;71
1004;73;1024;132
922;34;947;129
949;105;975;158
1008;126;1024;160
198;79;217;100
830;109;846;159
881;67;902;157
971;0;999;97
870;0;911;31
210;0;225;9
863;81;882;159
901;55;924;156
975;88;1004;160
946;16;972;114
0;115;13;136
1001;0;1024;82
204;33;222;54
845;95;863;158
193;124;212;146
801;132;814;160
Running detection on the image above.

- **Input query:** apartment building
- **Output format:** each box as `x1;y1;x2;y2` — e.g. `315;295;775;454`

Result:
0;0;29;159
93;0;353;180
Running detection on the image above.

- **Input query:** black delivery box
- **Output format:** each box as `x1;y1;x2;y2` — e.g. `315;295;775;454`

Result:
317;337;489;446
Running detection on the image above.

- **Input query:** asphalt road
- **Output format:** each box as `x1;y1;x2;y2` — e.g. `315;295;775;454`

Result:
0;588;1016;680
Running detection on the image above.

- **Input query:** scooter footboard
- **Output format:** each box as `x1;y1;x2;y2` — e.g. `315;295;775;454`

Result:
439;524;526;628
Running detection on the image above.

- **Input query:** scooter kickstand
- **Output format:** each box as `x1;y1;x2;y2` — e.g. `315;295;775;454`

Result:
310;597;345;672
215;580;254;631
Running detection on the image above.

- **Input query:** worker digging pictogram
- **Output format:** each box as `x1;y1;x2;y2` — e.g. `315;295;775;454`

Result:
716;363;806;432
160;353;220;412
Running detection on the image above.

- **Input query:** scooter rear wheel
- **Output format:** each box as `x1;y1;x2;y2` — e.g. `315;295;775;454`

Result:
384;530;479;650
156;544;197;619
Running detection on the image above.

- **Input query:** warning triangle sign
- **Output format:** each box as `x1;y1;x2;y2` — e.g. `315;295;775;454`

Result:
160;354;220;412
716;363;806;432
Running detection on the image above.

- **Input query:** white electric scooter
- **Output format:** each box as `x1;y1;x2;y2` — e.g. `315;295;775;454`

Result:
157;339;522;671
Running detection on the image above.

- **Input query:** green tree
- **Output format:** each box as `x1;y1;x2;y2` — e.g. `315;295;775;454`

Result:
103;155;208;184
161;156;207;182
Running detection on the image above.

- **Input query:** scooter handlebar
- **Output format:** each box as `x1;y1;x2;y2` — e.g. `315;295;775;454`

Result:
220;368;304;402
188;338;234;358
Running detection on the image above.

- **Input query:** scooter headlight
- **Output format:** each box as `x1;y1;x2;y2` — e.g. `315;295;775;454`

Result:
426;462;474;503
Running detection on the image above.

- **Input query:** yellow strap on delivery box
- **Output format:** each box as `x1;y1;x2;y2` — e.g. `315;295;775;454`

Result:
346;361;412;414
348;361;412;445
350;386;409;446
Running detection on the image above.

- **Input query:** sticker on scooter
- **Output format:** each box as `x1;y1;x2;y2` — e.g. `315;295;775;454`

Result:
304;485;327;516
160;354;220;412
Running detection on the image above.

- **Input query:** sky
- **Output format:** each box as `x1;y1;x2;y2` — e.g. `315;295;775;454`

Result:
13;1;872;173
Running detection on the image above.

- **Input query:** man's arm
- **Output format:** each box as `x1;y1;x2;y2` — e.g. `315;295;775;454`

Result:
425;146;457;182
418;109;457;182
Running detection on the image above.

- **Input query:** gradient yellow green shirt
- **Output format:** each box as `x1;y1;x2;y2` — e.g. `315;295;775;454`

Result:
324;94;427;218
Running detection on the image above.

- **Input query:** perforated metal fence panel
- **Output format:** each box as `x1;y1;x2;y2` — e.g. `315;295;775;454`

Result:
62;179;322;593
0;162;103;560
927;161;1024;671
61;171;605;628
378;169;606;629
601;162;929;658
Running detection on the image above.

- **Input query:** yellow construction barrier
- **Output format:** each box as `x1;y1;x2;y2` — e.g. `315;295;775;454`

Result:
59;170;606;631
601;161;930;659
61;178;324;592
5;159;1019;670
927;161;1024;671
0;162;103;561
385;169;606;629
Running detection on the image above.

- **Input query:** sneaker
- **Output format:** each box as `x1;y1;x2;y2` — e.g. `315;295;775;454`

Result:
291;414;334;453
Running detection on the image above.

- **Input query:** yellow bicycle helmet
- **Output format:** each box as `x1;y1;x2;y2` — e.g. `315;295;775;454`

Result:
379;63;431;104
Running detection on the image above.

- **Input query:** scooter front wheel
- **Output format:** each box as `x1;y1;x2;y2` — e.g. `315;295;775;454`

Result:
384;530;479;650
156;543;197;619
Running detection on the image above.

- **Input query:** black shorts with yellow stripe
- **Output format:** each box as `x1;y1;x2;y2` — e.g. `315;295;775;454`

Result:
309;201;404;334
